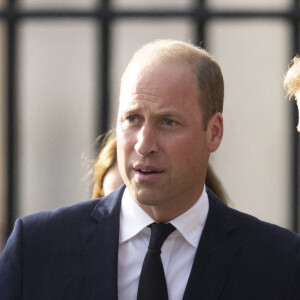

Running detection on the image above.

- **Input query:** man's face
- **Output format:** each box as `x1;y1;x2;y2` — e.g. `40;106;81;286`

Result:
117;61;212;220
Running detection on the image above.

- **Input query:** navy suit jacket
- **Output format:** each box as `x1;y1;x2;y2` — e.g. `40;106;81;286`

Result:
1;185;300;299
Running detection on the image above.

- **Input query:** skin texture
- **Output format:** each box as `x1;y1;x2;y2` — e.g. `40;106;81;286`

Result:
102;163;124;196
117;60;223;222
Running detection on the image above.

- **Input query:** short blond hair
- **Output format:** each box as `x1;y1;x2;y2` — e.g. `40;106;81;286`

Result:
121;39;224;129
284;56;300;100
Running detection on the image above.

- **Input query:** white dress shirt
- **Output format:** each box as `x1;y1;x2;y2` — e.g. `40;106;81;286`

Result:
118;186;209;300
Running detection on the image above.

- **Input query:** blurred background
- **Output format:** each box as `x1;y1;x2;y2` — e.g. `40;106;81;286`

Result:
1;0;300;251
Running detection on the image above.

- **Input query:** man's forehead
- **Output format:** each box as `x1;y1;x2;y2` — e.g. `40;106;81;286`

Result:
121;58;193;87
121;58;155;85
120;63;195;99
119;99;183;114
118;97;172;114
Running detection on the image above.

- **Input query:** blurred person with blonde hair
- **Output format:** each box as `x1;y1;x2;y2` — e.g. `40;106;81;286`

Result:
284;55;300;131
92;130;124;198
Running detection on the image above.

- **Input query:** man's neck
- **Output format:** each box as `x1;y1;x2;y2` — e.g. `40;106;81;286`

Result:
136;189;205;223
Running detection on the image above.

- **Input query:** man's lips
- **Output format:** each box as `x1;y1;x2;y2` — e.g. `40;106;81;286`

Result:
133;164;164;175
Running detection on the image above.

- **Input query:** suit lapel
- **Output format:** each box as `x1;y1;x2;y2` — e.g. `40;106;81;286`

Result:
183;189;240;299
81;185;125;300
80;186;240;299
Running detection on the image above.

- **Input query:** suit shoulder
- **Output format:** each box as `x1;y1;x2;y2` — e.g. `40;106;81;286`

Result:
17;186;124;235
20;198;102;231
207;188;300;247
228;205;300;249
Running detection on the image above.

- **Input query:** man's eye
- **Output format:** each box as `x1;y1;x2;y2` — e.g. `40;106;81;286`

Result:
127;115;136;123
164;119;175;126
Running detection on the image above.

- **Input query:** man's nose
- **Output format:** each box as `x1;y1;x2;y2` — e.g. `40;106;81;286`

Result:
134;124;159;156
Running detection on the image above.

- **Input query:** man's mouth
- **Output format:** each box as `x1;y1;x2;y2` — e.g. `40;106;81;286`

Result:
133;165;163;175
138;169;160;174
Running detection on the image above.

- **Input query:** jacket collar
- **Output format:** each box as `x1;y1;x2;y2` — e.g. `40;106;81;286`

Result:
81;185;125;300
183;188;240;299
81;185;240;300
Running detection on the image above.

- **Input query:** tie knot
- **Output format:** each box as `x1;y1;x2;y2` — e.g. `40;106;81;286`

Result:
148;222;176;251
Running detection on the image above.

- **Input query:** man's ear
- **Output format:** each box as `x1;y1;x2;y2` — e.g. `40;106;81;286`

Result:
207;112;223;153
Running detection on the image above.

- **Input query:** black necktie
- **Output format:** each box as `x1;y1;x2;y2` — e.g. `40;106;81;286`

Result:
137;222;176;300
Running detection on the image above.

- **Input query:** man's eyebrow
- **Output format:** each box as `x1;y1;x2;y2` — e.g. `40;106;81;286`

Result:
121;105;141;114
122;107;141;114
156;110;185;118
120;106;185;118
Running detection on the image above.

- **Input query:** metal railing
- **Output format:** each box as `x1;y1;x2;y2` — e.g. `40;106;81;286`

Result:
3;0;300;238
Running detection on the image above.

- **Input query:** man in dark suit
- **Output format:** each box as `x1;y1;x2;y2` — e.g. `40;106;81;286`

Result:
1;39;300;299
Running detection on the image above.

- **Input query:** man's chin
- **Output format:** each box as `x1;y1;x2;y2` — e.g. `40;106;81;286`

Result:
131;188;162;207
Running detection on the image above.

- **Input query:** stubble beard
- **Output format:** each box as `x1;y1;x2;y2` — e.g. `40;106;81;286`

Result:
129;179;168;207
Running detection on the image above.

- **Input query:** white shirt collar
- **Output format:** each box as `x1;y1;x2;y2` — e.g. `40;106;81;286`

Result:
119;186;209;248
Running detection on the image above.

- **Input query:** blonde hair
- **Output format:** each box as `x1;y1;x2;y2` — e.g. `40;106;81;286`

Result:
206;163;228;205
284;56;300;100
121;39;224;129
92;130;117;198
